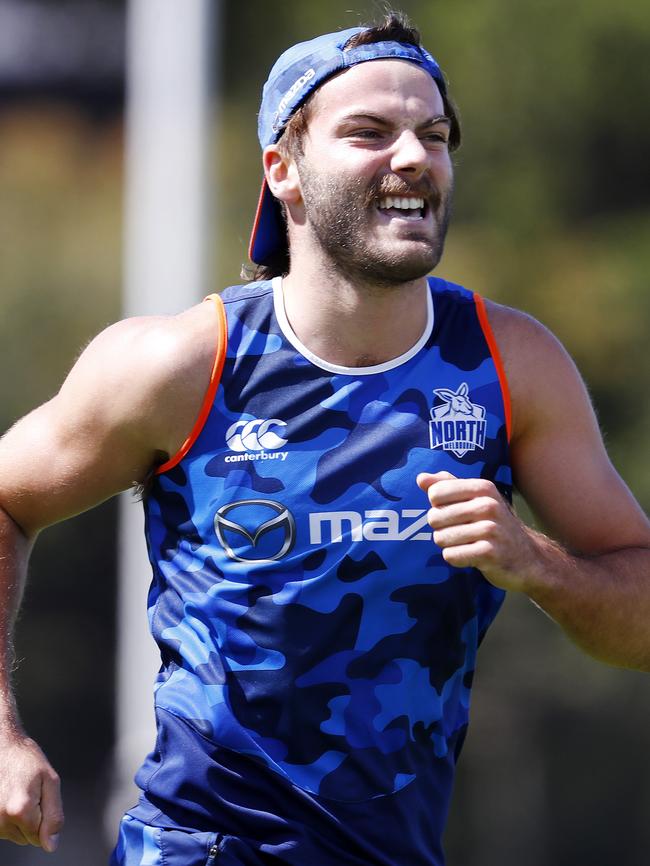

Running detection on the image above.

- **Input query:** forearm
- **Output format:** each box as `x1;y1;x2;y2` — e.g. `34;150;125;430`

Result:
0;506;64;851
419;472;650;671
521;531;650;671
0;504;34;729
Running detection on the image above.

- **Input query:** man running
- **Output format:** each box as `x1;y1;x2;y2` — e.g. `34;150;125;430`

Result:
1;10;649;866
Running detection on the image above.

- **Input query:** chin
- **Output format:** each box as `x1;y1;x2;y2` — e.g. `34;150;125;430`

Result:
374;243;443;283
355;253;438;287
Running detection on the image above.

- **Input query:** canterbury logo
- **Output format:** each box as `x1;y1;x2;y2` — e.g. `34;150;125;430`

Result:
226;418;288;453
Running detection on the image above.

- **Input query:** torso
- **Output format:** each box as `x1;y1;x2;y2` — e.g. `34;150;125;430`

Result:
134;276;511;865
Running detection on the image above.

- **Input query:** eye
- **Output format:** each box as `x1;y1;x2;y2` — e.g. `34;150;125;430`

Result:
350;128;384;140
422;130;450;146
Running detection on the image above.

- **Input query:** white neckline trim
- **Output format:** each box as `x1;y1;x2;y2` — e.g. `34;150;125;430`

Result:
272;276;434;376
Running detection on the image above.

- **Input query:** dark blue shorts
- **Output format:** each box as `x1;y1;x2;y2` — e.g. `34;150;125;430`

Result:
110;814;250;866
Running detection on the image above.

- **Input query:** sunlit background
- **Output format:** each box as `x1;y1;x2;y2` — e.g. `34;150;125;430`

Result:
1;0;649;863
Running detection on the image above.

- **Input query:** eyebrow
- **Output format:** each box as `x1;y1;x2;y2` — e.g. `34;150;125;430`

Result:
337;112;452;130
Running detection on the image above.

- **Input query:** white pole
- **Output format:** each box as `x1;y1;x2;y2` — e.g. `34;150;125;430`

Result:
123;0;214;316
107;0;219;840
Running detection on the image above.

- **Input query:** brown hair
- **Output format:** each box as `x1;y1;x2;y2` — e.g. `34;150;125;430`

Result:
242;9;461;281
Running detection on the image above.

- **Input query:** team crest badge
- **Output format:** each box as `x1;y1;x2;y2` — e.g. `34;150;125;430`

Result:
429;383;487;458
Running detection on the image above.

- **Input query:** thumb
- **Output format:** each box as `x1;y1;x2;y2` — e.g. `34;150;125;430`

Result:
38;772;64;853
416;471;457;492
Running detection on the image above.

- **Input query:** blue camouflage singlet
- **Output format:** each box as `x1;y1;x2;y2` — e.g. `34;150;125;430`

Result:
131;276;512;865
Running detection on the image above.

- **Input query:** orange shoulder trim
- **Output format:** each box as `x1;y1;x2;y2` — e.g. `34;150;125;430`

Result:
156;293;228;475
473;293;512;443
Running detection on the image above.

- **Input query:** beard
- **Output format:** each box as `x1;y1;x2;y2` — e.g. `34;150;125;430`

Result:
296;162;453;287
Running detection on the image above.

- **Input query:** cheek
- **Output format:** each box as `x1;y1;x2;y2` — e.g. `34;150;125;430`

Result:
433;155;454;190
309;142;385;177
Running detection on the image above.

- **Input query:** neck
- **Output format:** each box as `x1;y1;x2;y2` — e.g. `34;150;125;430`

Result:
281;259;431;369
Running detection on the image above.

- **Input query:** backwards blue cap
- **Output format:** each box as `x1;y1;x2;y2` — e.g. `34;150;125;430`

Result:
249;26;448;266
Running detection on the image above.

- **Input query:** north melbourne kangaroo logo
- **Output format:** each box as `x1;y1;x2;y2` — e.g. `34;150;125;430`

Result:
429;383;487;458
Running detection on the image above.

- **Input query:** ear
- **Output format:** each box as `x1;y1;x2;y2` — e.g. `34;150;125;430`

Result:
434;388;455;402
263;145;302;205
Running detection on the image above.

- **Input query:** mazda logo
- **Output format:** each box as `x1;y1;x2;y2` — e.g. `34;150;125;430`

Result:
214;499;296;563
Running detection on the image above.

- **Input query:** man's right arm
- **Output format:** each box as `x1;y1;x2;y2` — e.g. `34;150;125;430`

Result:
0;301;219;851
0;506;62;851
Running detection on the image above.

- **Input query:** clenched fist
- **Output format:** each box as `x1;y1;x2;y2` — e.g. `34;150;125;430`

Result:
0;730;63;852
417;471;543;593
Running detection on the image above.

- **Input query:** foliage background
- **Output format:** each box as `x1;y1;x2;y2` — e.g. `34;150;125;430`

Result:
0;0;648;863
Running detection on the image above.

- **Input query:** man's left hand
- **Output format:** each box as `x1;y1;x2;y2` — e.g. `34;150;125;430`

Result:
417;471;541;592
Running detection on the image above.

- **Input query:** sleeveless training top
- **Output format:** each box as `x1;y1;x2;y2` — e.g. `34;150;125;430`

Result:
131;276;512;866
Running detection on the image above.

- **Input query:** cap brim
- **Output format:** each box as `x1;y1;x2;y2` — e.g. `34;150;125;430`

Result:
248;178;287;266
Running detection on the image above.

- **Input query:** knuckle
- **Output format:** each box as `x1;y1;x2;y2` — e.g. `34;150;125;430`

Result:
477;496;498;516
431;478;453;495
433;528;450;547
426;507;442;528
480;519;499;538
476;539;494;557
442;547;466;567
4;798;31;821
46;769;61;786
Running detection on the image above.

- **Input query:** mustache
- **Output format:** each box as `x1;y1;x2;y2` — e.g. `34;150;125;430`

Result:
364;175;443;209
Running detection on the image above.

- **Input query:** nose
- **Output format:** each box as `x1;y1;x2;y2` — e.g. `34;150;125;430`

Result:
390;130;428;178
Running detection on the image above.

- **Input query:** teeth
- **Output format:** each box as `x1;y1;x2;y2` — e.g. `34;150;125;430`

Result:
378;196;425;210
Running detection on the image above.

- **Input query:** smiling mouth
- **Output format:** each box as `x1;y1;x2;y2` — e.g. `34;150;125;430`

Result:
377;195;427;220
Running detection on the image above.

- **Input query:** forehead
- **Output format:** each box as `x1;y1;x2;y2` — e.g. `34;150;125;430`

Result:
307;59;445;123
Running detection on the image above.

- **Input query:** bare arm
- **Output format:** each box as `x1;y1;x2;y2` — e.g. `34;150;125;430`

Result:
0;506;63;851
419;302;650;670
0;301;219;850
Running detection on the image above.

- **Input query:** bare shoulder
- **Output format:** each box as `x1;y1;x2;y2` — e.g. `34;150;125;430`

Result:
68;298;222;456
480;298;650;551
480;298;585;443
78;299;218;388
481;298;570;372
0;303;220;533
0;298;223;534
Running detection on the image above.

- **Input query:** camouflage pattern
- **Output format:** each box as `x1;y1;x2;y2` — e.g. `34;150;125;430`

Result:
124;277;511;866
